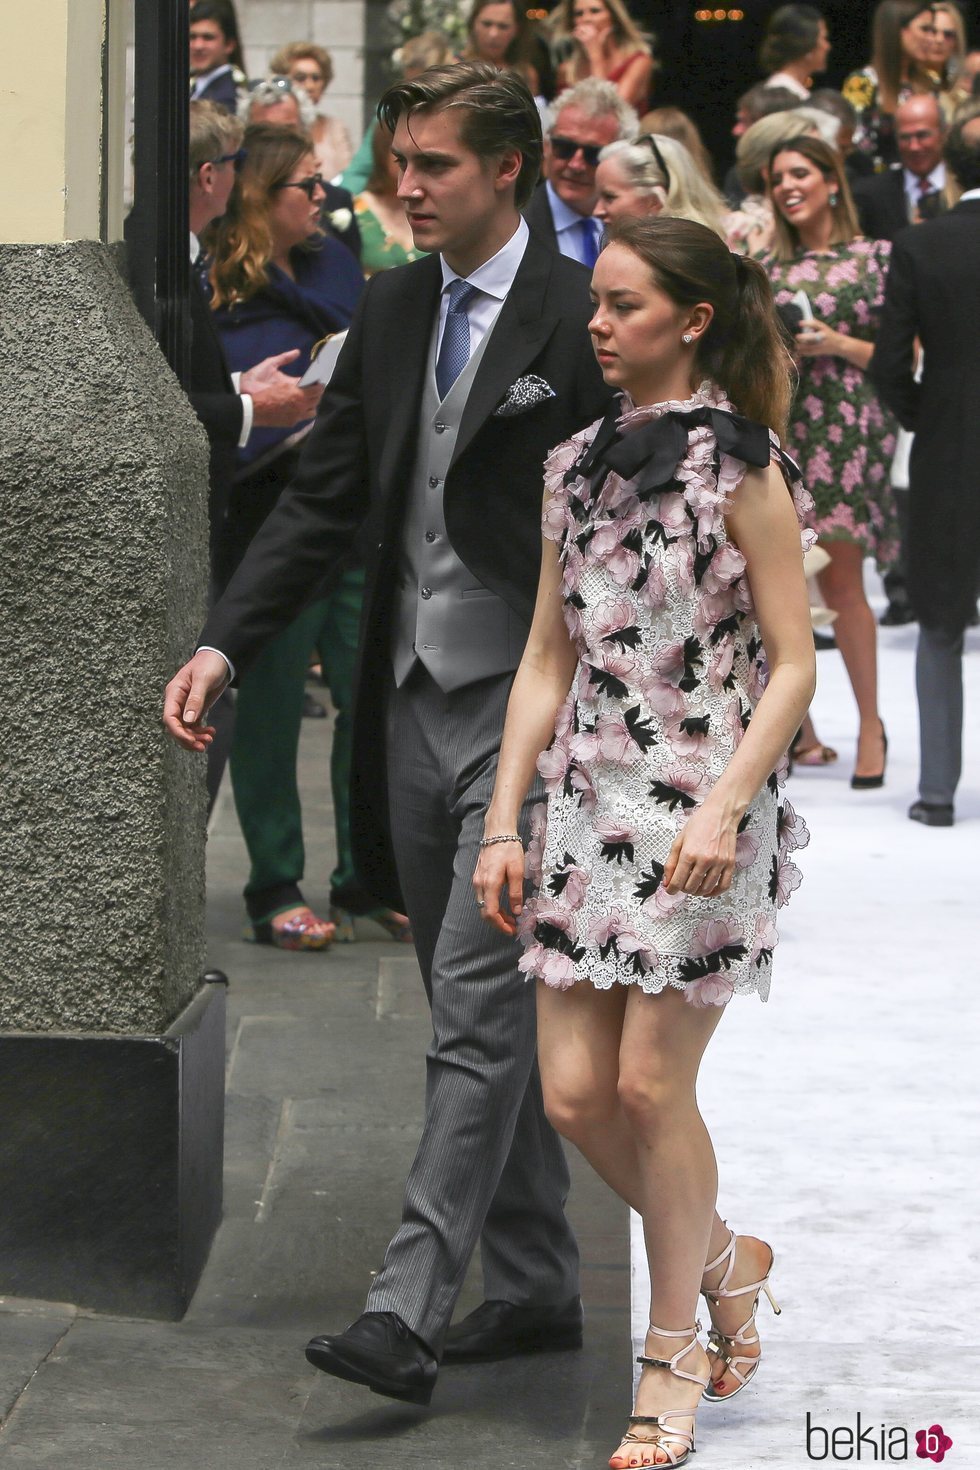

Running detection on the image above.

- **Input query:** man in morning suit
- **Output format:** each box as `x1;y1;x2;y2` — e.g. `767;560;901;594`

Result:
165;64;613;1403
853;94;948;243
523;78;636;264
870;109;980;827
189;2;242;116
187;100;323;808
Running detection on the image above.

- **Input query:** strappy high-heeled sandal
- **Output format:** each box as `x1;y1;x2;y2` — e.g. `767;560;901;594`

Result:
612;1321;709;1469
700;1227;781;1403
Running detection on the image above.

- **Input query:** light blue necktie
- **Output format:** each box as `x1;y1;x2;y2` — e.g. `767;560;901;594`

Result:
578;217;600;269
435;280;478;400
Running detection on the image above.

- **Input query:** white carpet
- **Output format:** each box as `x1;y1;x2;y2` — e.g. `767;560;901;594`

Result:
629;577;980;1466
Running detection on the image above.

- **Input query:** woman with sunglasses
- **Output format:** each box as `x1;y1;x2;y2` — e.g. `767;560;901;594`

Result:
842;1;940;171
926;3;968;100
205;126;410;950
594;133;729;238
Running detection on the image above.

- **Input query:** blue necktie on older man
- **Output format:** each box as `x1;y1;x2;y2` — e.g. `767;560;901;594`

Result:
578;217;600;269
435;279;479;400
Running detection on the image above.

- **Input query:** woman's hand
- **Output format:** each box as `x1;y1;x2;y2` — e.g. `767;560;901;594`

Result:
573;20;606;54
473;839;526;936
794;317;839;357
663;799;739;897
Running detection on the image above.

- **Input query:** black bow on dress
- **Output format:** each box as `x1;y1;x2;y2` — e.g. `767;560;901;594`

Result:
566;404;774;497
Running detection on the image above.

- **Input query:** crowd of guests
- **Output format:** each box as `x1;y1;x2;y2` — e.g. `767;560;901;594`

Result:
184;0;980;960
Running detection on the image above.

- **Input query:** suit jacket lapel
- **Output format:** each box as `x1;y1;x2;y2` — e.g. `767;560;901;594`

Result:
450;235;559;470
377;254;442;497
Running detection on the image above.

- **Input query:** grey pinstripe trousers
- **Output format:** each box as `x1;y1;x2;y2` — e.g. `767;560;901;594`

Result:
364;666;580;1353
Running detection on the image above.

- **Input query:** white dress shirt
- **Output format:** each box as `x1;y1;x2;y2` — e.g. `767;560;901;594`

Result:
904;162;946;219
543;181;602;265
190;231;253;448
436;217;529;356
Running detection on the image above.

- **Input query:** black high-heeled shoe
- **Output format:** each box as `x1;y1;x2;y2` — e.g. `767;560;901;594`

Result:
851;722;888;790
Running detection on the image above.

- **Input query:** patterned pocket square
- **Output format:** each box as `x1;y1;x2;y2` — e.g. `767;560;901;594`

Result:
493;374;557;417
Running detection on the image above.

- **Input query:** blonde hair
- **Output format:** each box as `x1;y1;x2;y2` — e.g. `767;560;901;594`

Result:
189;99;244;174
399;31;454;75
768;135;861;261
931;3;967;93
269;40;334;90
600;134;728;237
735;107;827;195
556;0;653;78
207;125;320;307
638;106;714;182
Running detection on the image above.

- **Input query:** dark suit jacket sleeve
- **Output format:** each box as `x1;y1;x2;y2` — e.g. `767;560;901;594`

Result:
187;389;243;446
199;283;372;672
869;233;920;431
324;183;363;261
523;185;558;250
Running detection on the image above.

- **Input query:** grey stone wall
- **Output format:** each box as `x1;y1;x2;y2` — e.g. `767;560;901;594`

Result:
0;242;209;1034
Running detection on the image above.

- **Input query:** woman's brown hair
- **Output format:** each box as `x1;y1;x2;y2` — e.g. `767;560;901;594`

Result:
206;124;320;308
768;134;860;261
365;120;397;196
871;0;936;112
604;215;795;441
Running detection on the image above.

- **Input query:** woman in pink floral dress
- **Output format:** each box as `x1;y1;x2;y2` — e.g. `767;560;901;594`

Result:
474;218;815;1469
765;135;897;787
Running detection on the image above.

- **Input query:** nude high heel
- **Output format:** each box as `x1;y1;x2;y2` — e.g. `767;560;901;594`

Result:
700;1227;781;1403
612;1322;709;1468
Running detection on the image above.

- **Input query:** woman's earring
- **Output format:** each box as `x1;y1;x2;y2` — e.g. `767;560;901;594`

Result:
682;333;694;344
828;192;838;207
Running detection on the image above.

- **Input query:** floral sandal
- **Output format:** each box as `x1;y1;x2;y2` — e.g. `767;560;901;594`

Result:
246;905;336;951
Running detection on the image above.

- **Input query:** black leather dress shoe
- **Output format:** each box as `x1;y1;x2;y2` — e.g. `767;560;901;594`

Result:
442;1296;584;1364
305;1312;438;1405
908;800;954;827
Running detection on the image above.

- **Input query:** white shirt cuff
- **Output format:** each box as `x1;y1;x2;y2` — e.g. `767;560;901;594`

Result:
236;391;253;449
198;646;235;683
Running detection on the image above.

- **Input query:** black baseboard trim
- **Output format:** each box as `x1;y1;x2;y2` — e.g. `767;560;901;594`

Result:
0;983;225;1320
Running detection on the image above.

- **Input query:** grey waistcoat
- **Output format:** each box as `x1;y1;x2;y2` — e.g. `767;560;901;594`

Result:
390;314;530;692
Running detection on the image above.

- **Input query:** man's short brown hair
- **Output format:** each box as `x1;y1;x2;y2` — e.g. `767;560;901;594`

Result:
377;61;542;208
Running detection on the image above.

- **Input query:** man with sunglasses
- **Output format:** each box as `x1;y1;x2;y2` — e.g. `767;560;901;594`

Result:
524;77;637;262
187;101;324;806
167;64;613;1404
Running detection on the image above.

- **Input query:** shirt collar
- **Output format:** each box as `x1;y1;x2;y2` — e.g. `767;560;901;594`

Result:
904;162;946;192
958;188;980;203
192;63;233;86
439;216;529;300
545;178;594;236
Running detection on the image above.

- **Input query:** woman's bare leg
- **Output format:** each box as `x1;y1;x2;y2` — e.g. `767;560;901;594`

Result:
816;538;884;778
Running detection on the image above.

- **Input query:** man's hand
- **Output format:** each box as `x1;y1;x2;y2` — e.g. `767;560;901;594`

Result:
240;350;324;428
163;650;231;752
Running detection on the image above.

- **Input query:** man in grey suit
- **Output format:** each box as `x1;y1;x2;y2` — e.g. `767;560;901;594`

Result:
871;108;980;827
164;63;612;1403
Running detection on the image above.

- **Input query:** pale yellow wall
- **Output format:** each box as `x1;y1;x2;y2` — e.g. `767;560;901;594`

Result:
0;0;106;243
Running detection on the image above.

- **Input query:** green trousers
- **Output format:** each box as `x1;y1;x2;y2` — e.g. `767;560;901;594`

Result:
229;567;364;923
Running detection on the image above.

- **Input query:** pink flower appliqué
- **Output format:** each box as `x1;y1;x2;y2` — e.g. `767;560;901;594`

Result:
616;929;658;972
735;827;760;868
569;763;598;811
586;907;628;947
750;912;778;965
777;798;810;854
774;852;803;907
691;916;745;957
641;883;688;920
684;973;735;1008
525;802;548;885
701;541;746;595
536;742;569;792
638;563;668;611
591;597;636;640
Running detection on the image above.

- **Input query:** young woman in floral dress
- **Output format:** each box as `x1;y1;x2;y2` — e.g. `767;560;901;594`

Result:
765;135;897;787
474;217;815;1469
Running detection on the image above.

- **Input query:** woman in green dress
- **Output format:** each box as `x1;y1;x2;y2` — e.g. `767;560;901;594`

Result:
353;122;427;277
764;135;897;789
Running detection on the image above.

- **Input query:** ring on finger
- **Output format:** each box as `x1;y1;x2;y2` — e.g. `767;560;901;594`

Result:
476;898;486;908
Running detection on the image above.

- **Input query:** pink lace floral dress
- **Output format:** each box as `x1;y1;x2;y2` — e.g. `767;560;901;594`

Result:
518;384;812;1007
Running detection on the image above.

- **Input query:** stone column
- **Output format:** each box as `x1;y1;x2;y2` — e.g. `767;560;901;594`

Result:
0;0;224;1320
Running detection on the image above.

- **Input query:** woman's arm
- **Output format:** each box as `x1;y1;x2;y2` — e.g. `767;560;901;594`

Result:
664;461;816;896
474;530;578;933
614;51;653;109
796;319;875;369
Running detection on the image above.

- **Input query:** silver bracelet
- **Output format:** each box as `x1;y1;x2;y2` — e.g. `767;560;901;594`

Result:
479;834;523;848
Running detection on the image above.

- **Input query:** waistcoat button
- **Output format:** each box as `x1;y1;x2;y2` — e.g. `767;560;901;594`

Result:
434;422;446;433
428;475;439;488
421;586;432;599
425;531;436;543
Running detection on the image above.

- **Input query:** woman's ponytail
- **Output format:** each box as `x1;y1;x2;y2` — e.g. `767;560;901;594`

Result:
603;215;796;442
719;253;795;443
